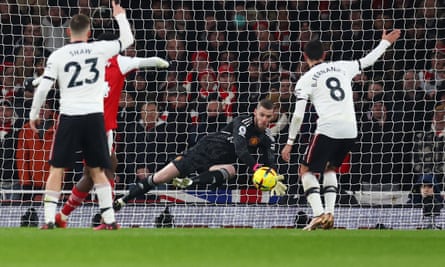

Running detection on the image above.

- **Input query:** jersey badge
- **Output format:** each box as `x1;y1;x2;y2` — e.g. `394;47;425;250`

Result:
249;136;260;146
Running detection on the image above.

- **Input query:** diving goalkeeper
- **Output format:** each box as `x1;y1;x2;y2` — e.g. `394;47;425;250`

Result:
113;99;287;211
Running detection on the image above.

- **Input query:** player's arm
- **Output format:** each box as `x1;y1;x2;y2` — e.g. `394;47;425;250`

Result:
281;97;307;162
287;99;307;145
358;29;401;70
117;56;169;75
29;55;56;133
29;77;54;124
232;119;257;171
135;57;169;69
112;1;134;52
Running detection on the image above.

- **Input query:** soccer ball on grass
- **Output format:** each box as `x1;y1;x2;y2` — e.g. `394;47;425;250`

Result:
252;166;278;191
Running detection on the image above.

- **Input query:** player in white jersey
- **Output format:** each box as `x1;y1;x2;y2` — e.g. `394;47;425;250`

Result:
53;32;169;228
281;29;401;231
29;1;134;230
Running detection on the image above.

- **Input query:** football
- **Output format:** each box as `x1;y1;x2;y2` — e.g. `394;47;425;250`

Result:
252;166;278;191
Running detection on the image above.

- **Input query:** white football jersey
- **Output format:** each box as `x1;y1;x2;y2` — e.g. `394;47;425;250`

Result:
43;40;121;115
294;60;360;138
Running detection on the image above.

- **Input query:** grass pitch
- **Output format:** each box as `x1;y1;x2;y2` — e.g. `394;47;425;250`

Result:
0;228;443;267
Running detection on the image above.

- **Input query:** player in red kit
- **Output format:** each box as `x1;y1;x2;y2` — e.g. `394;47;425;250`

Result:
31;32;169;228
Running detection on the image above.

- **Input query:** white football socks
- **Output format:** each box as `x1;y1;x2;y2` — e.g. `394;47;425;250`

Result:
302;172;324;217
95;183;115;224
323;171;338;215
44;190;60;224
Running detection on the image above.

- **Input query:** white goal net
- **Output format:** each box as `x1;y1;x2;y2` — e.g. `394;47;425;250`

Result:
1;0;445;229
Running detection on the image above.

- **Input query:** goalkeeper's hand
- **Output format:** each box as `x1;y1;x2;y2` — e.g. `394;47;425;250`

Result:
252;163;263;171
172;177;193;189
271;175;287;196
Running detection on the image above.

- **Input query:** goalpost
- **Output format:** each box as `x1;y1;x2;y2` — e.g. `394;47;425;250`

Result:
1;0;444;229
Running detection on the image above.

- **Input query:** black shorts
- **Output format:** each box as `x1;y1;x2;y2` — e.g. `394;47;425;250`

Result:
172;136;234;177
49;113;111;169
302;134;355;174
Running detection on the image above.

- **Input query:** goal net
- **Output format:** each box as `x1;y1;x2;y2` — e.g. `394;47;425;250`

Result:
1;0;445;229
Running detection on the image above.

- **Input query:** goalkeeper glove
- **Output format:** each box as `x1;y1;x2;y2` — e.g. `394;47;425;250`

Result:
172;177;193;189
252;163;263;171
271;175;287;196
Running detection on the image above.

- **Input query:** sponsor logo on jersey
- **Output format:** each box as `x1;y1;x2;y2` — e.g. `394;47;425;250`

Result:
249;136;260;146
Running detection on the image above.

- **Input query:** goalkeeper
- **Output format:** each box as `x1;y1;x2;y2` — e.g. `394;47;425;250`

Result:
114;99;287;211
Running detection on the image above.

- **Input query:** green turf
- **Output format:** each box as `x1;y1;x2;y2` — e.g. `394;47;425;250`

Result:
0;228;443;267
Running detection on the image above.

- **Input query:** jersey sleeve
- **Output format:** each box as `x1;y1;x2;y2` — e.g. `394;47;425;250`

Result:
29;54;57;120
96;40;121;59
286;98;307;145
117;55;139;75
29;77;54;120
359;40;391;70
288;76;310;145
232;118;257;170
261;131;277;169
338;60;360;78
294;77;310;101
114;12;134;51
42;53;58;80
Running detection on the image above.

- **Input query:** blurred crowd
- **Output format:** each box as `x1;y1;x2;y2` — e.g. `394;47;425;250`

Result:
1;0;445;202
